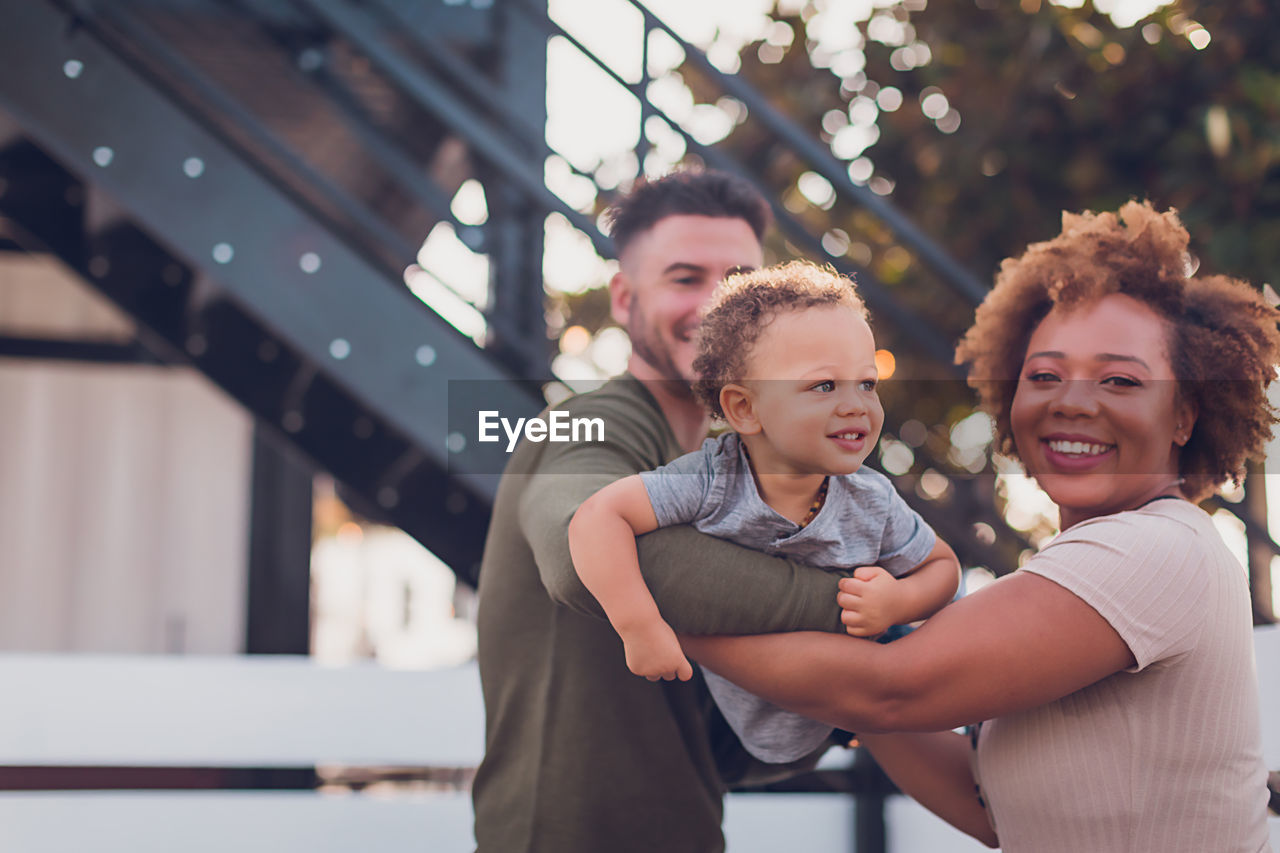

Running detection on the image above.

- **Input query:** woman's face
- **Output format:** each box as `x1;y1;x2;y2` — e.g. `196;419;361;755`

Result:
1010;293;1194;529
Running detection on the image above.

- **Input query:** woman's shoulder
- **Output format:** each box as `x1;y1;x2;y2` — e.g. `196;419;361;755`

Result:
1031;498;1231;609
1030;499;1231;671
1054;498;1208;550
1030;499;1223;591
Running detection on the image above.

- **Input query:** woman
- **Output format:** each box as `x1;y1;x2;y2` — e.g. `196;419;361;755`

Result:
681;201;1278;851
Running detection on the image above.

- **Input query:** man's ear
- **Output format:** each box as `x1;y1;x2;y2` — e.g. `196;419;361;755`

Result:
608;270;632;326
720;384;761;435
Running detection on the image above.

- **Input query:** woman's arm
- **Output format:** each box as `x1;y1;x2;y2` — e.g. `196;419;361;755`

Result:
857;732;998;847
680;570;1135;733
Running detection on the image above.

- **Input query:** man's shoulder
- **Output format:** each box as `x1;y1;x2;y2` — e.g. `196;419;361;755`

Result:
507;374;675;474
554;375;661;422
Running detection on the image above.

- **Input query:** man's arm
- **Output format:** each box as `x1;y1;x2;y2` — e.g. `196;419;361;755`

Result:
637;527;845;634
518;394;844;635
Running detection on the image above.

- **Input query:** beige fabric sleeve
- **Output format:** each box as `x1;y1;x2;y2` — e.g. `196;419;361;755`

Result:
1020;507;1209;671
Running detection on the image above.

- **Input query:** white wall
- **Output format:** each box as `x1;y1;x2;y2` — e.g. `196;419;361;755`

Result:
0;361;253;652
0;255;253;652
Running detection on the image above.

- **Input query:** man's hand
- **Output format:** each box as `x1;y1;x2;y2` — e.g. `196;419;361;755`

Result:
619;619;695;682
837;566;904;638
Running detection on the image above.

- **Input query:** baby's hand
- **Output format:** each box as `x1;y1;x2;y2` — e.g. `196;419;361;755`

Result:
619;620;694;682
837;566;902;638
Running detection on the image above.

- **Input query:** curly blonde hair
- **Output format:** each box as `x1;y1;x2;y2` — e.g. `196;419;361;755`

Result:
692;261;867;419
955;200;1280;500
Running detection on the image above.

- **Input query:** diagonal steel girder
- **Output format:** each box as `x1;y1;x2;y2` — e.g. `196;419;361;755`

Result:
0;2;544;559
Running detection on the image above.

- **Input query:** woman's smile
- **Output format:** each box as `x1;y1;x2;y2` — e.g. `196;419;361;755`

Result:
1039;433;1117;470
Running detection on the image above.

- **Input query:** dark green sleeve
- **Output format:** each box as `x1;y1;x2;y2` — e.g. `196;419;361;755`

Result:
518;392;844;636
637;526;846;635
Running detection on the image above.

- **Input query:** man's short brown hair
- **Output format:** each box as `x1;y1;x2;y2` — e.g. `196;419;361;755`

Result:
604;169;771;259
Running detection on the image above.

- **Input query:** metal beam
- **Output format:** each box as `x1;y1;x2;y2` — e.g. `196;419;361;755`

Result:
245;427;313;655
292;0;614;259
625;0;990;307
0;0;541;504
0;334;163;364
0;3;552;584
505;0;961;367
482;0;552;377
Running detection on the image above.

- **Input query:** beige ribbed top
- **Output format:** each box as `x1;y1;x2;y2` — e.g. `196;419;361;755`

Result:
974;499;1272;853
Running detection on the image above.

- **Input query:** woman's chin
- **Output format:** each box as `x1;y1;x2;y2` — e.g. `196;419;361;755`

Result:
1036;473;1175;526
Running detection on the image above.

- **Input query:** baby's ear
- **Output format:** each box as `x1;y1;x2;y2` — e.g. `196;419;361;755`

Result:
720;384;761;434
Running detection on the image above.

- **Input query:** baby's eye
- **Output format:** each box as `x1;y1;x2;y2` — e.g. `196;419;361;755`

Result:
812;380;835;393
859;379;878;392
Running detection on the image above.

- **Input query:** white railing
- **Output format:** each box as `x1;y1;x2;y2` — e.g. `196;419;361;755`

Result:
0;631;1275;852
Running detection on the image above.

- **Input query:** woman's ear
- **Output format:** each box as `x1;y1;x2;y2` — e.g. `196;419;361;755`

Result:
1172;394;1192;445
1173;397;1198;447
720;384;761;435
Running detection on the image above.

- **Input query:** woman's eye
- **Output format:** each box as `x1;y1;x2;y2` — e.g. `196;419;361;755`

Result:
812;380;835;393
1102;375;1141;387
1025;370;1059;383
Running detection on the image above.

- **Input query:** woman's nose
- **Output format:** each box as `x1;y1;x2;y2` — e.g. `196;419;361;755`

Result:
1049;380;1099;416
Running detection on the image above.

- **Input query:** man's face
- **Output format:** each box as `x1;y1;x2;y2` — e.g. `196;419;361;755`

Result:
610;215;764;387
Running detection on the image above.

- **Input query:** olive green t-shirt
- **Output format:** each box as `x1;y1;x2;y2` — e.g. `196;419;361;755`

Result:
472;375;847;853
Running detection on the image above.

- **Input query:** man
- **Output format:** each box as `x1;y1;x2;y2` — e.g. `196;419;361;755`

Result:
472;170;849;853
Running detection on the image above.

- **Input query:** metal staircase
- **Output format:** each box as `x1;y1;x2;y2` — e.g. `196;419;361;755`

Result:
0;0;558;586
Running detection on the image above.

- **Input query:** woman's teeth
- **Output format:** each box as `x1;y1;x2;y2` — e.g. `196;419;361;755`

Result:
1047;439;1110;456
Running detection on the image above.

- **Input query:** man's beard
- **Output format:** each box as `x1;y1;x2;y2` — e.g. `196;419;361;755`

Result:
628;304;696;401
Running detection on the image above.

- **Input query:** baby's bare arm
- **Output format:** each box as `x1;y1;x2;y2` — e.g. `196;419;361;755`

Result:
568;476;692;681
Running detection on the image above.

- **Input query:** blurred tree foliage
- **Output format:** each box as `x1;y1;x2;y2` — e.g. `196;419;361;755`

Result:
677;0;1278;385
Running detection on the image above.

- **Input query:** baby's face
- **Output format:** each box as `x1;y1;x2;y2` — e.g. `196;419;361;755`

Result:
739;304;884;476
